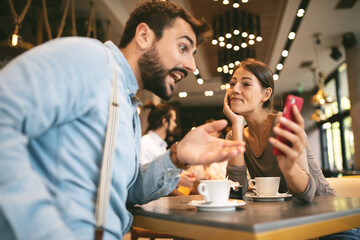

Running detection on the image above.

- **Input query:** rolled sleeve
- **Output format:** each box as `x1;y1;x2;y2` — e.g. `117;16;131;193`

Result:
127;150;181;205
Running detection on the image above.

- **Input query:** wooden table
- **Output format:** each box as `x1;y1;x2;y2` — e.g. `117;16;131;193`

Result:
129;195;360;240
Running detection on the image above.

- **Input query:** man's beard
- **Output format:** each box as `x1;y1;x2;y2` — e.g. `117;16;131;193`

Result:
165;124;175;145
138;44;172;100
166;124;174;139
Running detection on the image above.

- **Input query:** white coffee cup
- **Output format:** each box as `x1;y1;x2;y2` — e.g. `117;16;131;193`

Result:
197;180;231;204
248;177;280;196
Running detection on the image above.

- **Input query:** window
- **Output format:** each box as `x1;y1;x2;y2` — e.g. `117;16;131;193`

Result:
320;63;354;174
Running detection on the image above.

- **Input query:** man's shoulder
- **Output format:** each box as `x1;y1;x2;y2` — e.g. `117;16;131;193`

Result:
44;36;103;48
141;133;153;142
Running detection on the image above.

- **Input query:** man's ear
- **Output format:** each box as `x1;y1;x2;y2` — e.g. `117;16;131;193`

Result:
161;118;168;127
134;23;155;50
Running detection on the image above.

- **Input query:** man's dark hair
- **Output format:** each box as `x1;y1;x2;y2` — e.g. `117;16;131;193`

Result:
144;101;175;133
119;0;210;48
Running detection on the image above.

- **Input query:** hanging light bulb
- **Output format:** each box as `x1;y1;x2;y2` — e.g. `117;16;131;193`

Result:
310;109;326;122
9;24;21;47
311;72;335;106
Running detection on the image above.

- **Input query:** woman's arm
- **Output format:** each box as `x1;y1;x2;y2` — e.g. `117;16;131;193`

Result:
223;91;245;166
223;91;249;195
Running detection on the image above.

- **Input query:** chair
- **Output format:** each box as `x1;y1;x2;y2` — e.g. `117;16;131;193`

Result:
325;176;360;197
130;226;185;240
130;190;188;240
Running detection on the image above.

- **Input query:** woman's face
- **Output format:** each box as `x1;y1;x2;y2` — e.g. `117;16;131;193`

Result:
228;67;269;115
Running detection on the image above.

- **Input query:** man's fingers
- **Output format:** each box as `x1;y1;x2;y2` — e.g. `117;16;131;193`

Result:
202;119;228;133
205;148;245;164
221;139;245;148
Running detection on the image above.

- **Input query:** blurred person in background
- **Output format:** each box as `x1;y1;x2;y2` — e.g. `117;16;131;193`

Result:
141;101;197;195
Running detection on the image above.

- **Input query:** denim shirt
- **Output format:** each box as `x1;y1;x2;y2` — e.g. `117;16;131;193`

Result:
0;37;181;240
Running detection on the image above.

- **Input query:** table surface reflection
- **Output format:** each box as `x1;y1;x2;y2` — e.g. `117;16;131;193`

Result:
129;195;360;240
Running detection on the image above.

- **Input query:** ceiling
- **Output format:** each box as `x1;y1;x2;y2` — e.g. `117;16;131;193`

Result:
78;0;360;107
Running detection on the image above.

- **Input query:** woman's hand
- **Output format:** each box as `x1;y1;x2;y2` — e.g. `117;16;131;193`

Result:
269;105;308;193
270;105;307;172
223;91;244;125
178;171;197;188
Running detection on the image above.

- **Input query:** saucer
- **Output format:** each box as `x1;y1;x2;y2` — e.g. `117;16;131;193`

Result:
188;199;246;211
245;192;292;202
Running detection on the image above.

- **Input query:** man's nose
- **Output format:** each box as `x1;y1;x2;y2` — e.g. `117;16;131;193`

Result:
184;55;196;73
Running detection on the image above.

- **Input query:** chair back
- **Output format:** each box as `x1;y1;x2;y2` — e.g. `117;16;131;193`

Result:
325;177;360;197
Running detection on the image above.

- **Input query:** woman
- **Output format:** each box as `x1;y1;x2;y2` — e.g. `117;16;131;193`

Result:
224;58;335;203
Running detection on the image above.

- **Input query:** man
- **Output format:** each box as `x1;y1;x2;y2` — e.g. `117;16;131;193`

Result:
141;101;178;165
0;1;245;239
141;101;196;194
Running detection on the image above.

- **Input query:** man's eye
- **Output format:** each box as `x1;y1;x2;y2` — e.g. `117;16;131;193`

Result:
179;44;187;52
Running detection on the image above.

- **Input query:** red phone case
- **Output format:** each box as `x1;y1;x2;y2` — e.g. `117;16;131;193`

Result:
273;95;304;156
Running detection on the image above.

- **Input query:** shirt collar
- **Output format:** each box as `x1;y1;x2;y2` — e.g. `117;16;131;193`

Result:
104;41;138;98
148;131;168;148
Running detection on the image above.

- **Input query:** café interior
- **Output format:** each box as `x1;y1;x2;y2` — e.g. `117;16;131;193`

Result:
1;0;359;239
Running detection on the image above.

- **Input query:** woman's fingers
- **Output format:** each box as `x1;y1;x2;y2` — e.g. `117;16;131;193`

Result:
292;105;304;128
269;137;299;159
277;116;306;145
224;91;229;105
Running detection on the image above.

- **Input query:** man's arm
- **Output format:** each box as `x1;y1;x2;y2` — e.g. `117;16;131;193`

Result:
0;38;108;239
127;120;245;205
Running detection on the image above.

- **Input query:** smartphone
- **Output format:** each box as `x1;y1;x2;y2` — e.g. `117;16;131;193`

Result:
273;95;304;156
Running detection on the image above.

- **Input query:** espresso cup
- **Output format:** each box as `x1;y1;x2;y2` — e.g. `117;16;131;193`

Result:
197;180;231;204
248;177;280;196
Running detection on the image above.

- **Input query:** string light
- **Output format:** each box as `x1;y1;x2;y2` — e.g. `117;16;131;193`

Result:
273;74;279;81
281;50;289;57
288;32;296;40
10;24;21;47
273;0;310;80
213;0;250;8
7;0;32;47
297;9;305;17
204;90;214;96
179;92;187;98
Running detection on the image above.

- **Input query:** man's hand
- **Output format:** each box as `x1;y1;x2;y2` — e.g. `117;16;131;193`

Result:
177;119;245;166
